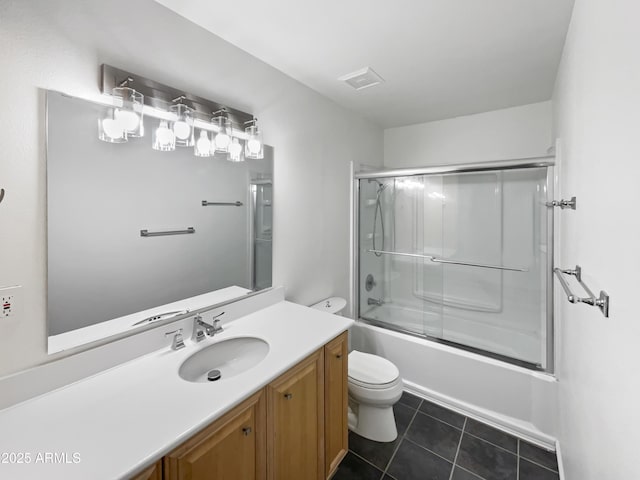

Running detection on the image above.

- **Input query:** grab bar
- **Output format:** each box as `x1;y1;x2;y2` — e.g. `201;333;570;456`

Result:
140;227;195;237
201;200;243;206
367;249;528;272
554;265;609;317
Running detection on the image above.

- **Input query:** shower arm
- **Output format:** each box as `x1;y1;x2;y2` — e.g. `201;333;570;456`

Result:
367;249;528;272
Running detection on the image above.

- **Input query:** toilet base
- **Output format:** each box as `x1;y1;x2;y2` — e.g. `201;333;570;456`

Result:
348;403;398;442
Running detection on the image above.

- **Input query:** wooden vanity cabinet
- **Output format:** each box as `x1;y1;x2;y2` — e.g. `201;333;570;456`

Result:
267;349;324;480
131;460;162;480
154;332;348;480
164;391;266;480
324;332;349;478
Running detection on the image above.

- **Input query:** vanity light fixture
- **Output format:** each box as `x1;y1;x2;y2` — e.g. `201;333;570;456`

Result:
112;77;144;137
244;118;264;160
170;96;194;147
100;65;266;160
212;109;232;154
228;137;244;162
98;107;127;143
194;129;213;157
152;120;176;151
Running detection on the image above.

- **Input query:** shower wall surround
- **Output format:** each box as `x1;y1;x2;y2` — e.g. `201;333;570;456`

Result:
357;161;553;370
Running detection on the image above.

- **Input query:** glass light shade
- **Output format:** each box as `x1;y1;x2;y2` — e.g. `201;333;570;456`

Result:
98;108;127;143
170;103;194;147
194;130;213;157
112;87;144;137
228;137;244;162
244;124;264;159
152;120;176;151
212;115;232;153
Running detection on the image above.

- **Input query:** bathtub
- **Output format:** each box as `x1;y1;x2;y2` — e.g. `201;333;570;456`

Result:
350;316;558;449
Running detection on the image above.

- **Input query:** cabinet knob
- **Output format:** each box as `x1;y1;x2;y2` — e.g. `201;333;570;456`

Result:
336;354;342;359
284;393;293;400
242;427;252;436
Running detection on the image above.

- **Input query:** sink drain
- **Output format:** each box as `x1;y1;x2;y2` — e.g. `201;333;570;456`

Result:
207;369;222;381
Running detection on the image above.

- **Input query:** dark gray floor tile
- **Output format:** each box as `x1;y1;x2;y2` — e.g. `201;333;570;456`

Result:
382;476;397;480
464;418;517;453
399;391;422;409
452;467;484;480
519;458;560;480
387;439;453;480
395;401;416;436
456;434;517;480
519;441;558;472
348;402;414;469
405;411;462;461
349;431;399;471
419;399;466;428
333;452;383;480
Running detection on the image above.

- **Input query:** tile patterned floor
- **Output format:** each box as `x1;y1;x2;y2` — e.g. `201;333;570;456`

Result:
334;392;559;480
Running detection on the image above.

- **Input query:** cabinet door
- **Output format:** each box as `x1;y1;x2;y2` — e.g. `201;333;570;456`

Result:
130;460;162;480
267;349;324;480
324;332;348;478
164;391;266;480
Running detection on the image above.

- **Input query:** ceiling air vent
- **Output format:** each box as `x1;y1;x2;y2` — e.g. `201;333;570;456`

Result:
339;67;385;91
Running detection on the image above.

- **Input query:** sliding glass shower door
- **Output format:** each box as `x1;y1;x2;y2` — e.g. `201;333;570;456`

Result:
357;165;552;370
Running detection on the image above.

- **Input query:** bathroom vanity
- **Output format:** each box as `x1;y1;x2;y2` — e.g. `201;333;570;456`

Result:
0;289;351;480
144;332;348;480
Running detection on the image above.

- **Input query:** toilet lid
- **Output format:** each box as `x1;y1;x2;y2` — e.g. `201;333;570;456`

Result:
348;350;399;386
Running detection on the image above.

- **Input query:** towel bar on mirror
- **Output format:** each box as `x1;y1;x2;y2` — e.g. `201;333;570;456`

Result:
554;265;609;317
140;227;195;237
201;200;243;206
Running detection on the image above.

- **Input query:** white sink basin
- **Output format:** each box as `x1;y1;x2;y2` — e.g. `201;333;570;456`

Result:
179;337;269;383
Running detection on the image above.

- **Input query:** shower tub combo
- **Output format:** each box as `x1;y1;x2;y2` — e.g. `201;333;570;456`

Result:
351;158;558;448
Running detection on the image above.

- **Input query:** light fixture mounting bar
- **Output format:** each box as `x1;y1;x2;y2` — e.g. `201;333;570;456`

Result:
101;64;254;128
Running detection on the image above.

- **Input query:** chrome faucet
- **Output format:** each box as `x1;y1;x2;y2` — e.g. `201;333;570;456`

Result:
192;315;207;342
367;298;384;307
165;328;185;350
195;312;225;337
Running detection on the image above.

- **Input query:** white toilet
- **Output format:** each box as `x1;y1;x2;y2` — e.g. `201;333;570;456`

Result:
311;297;403;443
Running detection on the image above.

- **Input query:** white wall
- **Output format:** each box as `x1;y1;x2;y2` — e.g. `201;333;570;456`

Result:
384;101;553;168
552;0;640;478
0;0;383;376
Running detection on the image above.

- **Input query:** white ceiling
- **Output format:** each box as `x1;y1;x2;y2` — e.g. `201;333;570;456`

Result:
155;0;574;128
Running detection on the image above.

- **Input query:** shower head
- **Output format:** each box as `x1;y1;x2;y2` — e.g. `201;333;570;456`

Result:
368;179;387;192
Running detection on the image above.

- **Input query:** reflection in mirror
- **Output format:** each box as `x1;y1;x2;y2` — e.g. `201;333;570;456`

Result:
46;91;273;353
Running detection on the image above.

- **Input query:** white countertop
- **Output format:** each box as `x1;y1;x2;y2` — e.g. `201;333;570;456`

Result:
0;299;353;480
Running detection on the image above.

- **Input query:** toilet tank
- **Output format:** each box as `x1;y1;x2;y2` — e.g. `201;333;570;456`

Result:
310;297;347;316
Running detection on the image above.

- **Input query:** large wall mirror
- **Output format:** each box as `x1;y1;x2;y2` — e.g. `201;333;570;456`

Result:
46;91;273;353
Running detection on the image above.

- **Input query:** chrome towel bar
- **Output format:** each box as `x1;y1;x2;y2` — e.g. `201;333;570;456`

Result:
554;265;609;317
201;200;243;206
367;249;528;272
140;227;195;237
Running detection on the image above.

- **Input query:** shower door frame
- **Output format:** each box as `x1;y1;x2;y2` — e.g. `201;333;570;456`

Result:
353;156;556;373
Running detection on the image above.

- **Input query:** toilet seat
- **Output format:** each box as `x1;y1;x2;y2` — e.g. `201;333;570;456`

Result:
348;350;400;389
